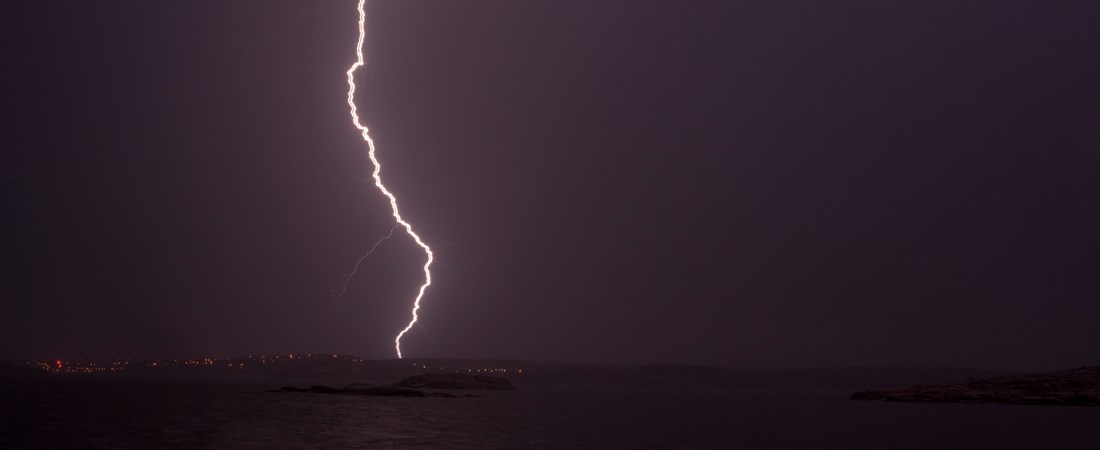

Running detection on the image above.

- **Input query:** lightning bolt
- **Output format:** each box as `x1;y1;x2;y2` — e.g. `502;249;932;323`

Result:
346;0;434;359
332;223;398;313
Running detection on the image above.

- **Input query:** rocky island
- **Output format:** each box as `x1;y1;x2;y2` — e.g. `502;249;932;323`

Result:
276;373;514;398
393;373;516;390
277;385;461;397
851;366;1100;406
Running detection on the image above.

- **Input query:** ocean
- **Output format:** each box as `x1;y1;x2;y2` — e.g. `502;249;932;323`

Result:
2;376;1098;449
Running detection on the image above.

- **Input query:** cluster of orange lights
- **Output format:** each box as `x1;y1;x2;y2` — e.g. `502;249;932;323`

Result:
411;362;525;375
32;355;525;376
38;359;129;374
149;357;246;369
468;368;523;374
246;353;351;364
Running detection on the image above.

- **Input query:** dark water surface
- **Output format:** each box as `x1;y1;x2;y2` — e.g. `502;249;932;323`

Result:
2;376;1098;448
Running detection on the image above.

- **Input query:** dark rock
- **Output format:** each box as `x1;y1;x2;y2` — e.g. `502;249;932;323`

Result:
851;366;1100;406
342;386;425;397
849;390;886;401
273;373;516;397
274;385;427;397
394;373;516;390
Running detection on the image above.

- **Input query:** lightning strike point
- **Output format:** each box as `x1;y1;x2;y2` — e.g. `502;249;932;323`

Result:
347;0;434;359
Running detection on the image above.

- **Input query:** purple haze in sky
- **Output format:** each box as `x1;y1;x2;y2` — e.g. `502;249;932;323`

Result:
2;0;1099;370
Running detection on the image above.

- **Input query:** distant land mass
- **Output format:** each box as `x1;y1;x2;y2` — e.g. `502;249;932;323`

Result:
0;354;1013;390
851;366;1100;406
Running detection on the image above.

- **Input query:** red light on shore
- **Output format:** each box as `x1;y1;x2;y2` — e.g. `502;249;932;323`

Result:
56;359;62;370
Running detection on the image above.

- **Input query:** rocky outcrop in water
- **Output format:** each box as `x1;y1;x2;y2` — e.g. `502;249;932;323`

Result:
393;373;516;390
273;373;515;397
851;366;1100;406
276;385;460;397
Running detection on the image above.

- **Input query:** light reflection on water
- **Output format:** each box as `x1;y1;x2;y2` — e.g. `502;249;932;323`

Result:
2;377;1098;448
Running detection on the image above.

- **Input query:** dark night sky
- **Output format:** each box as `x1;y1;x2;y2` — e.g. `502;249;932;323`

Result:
3;0;1099;370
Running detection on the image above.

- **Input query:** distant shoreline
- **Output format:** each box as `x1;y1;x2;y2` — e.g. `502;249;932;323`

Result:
3;355;1029;391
